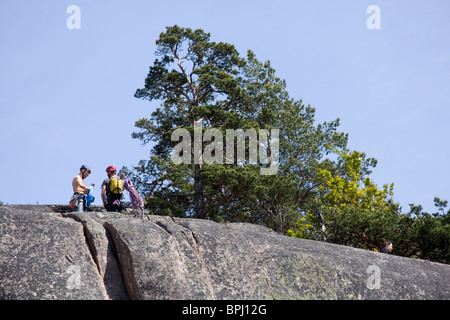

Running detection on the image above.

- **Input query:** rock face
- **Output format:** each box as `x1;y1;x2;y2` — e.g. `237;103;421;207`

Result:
0;206;108;299
0;205;449;300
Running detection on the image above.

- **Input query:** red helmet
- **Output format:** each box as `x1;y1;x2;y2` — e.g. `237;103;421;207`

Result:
106;165;117;173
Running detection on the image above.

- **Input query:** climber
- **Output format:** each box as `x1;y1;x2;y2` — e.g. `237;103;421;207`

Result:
380;239;393;254
102;165;126;212
71;165;95;212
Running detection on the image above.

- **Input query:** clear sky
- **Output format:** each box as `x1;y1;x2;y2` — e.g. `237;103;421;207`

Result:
1;0;449;214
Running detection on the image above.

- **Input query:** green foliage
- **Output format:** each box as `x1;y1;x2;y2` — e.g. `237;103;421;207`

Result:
285;214;315;239
392;200;450;264
317;150;394;212
288;149;399;250
289;157;450;263
288;150;450;263
128;25;449;264
325;206;400;251
132;25;250;219
130;25;347;230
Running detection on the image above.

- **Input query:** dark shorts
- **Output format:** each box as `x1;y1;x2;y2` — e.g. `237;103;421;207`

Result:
106;200;126;212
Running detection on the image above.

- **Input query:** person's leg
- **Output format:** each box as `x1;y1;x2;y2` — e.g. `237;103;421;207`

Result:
76;195;86;212
106;202;119;212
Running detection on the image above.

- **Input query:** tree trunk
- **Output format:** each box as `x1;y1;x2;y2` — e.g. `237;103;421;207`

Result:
193;119;205;218
193;163;206;219
319;211;328;241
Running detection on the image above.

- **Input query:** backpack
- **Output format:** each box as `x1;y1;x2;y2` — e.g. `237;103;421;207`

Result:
109;178;123;194
107;178;123;201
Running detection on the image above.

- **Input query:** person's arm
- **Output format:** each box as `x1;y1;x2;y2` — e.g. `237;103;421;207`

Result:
101;184;107;208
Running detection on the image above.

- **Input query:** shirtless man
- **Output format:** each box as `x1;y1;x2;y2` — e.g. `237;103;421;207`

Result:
72;165;94;212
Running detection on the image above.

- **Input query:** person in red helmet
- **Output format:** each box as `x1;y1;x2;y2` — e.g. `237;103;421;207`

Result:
101;165;126;212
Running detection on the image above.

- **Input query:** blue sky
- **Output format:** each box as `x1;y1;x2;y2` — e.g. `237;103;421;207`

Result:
1;0;449;214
